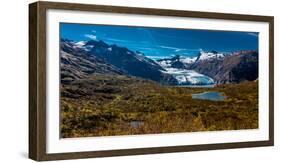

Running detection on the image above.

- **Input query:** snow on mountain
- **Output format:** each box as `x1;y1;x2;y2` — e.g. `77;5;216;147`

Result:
192;50;258;84
63;38;258;86
155;54;215;85
146;49;234;85
196;49;225;61
156;50;226;69
156;55;196;69
61;39;174;84
75;41;86;47
157;59;172;68
180;57;197;64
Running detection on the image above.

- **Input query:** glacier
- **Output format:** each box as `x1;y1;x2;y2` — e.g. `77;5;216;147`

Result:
161;68;214;86
154;50;230;86
156;54;215;86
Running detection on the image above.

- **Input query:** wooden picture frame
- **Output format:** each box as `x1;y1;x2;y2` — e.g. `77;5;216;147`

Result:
29;1;274;161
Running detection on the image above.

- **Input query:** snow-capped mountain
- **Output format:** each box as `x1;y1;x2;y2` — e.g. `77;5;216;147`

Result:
156;55;214;85
157;55;197;70
74;41;86;48
191;50;259;84
61;38;258;86
180;57;197;64
60;39;177;85
155;49;258;85
156;49;227;70
60;39;125;84
195;49;226;61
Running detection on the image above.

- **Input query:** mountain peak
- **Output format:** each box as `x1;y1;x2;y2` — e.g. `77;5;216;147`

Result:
196;50;225;61
85;39;99;46
84;40;110;49
97;40;109;47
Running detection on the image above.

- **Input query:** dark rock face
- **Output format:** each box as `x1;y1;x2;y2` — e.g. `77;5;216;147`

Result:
85;40;167;83
171;60;187;69
60;40;124;84
191;51;258;84
157;55;190;69
60;39;176;85
61;38;258;85
156;50;258;85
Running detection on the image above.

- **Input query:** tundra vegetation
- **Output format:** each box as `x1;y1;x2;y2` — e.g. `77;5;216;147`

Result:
59;28;259;138
61;74;258;138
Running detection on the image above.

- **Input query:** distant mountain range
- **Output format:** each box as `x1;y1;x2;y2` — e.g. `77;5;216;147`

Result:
60;39;258;85
60;39;177;85
190;50;258;84
156;50;258;84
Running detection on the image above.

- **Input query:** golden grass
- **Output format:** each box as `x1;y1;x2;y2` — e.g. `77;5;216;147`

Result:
60;74;258;138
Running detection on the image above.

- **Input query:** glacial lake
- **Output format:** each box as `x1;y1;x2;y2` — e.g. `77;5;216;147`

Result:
192;92;226;101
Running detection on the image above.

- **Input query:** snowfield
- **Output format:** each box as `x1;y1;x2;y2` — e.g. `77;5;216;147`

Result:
180;57;197;64
197;49;225;61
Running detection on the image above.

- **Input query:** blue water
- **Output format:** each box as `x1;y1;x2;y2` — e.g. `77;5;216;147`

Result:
192;92;226;101
130;121;144;128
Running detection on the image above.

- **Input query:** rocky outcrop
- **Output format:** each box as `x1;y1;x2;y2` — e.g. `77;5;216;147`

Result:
60;39;124;84
60;39;176;85
191;50;258;84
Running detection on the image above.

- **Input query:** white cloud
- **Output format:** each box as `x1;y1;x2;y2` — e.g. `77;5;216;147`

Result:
85;34;97;40
91;30;97;33
159;45;187;52
104;38;130;43
175;49;184;52
159;45;200;53
159;45;179;50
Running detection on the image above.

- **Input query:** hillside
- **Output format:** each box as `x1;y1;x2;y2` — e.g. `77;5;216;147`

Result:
157;50;259;84
60;39;125;84
61;74;258;137
191;50;258;84
60;39;259;137
61;39;177;85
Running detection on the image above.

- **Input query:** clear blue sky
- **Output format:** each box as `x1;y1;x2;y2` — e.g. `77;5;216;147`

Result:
60;23;258;59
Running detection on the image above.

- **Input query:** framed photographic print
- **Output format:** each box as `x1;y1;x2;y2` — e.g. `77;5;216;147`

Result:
29;1;274;161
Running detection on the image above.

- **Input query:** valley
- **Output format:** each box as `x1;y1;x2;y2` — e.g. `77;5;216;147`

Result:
61;74;258;137
60;38;259;138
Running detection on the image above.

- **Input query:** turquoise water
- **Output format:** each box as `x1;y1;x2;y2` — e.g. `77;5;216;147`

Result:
192;92;226;101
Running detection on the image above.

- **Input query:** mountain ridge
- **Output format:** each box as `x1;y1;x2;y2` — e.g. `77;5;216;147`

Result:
155;50;258;84
60;39;178;85
61;38;258;85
